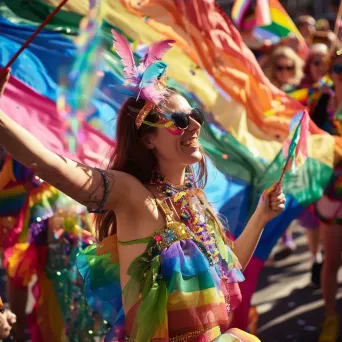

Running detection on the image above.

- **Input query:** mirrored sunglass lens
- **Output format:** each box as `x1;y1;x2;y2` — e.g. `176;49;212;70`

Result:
172;112;189;129
191;108;204;125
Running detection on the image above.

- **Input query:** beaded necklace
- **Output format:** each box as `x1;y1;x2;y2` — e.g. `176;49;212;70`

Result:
150;168;232;316
149;168;220;264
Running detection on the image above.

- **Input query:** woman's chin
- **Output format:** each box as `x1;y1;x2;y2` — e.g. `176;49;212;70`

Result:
182;149;203;164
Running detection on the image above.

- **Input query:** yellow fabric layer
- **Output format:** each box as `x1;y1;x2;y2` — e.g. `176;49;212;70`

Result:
0;184;26;198
167;287;225;311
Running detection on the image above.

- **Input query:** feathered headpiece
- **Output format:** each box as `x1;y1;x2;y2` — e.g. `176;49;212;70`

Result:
111;29;175;128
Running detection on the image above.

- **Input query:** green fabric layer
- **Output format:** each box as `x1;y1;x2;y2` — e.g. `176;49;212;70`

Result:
167;270;216;293
81;244;120;290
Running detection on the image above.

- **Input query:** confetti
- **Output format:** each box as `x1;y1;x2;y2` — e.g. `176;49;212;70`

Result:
57;0;104;153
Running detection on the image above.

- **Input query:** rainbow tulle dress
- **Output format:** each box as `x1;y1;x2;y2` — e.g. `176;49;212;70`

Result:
77;199;260;341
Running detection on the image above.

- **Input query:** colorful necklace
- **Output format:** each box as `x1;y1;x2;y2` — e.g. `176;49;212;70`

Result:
150;168;232;316
150;168;220;264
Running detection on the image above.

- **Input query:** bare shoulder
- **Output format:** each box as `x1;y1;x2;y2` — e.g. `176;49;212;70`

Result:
105;169;152;212
107;171;162;242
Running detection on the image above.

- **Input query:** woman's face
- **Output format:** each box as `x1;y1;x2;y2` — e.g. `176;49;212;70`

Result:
146;94;203;167
331;56;342;86
299;22;315;39
310;53;329;83
274;56;295;86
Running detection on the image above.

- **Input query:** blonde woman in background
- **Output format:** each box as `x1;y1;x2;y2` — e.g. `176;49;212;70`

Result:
264;46;304;93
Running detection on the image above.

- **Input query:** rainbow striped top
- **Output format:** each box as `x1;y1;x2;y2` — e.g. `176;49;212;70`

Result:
77;199;250;341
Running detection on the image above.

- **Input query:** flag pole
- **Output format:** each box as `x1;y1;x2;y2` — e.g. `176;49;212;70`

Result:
2;0;69;74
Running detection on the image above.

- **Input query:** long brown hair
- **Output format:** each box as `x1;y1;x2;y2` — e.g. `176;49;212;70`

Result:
95;95;230;246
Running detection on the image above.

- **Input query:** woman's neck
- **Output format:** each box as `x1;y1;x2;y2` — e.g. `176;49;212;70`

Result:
158;163;186;185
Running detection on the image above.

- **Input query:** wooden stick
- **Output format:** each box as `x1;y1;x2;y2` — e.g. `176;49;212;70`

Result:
278;157;290;184
2;0;69;73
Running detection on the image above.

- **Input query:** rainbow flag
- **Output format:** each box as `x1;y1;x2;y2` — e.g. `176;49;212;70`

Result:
255;0;272;26
231;0;253;30
282;111;309;173
232;0;271;30
253;0;308;58
232;0;308;58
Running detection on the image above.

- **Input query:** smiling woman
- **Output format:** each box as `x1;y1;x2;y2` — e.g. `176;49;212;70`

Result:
0;29;286;341
263;46;304;91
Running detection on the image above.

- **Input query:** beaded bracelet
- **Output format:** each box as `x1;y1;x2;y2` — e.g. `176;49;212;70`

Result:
87;169;109;214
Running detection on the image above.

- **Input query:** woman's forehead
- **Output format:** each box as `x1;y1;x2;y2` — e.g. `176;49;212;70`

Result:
277;56;291;62
165;93;191;112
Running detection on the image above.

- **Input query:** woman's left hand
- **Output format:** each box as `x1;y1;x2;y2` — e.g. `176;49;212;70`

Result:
255;183;286;224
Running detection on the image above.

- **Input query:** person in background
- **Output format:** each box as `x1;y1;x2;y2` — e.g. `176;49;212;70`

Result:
263;46;304;92
296;43;330;286
296;15;316;47
313;31;341;53
301;43;330;88
312;50;342;342
264;46;304;92
316;19;331;32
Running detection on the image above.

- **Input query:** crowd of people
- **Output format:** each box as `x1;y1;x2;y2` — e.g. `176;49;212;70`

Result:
252;14;342;342
0;6;341;342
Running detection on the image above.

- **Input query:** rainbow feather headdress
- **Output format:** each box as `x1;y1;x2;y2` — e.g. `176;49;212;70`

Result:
111;29;175;128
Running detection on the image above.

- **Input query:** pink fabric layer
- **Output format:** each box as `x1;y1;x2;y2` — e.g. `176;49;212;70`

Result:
230;257;264;330
0;75;114;167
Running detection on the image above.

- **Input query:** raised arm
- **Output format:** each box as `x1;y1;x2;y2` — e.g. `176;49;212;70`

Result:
0;70;136;212
0;109;136;211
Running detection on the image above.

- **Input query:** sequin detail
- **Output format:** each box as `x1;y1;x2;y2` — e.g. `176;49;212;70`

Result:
124;326;221;342
152;221;191;251
170;326;221;341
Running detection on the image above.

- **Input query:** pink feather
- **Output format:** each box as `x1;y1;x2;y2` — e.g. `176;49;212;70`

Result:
111;29;137;79
141;83;170;105
142;40;175;68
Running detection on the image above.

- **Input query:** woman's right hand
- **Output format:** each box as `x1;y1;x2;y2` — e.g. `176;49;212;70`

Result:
0;68;10;98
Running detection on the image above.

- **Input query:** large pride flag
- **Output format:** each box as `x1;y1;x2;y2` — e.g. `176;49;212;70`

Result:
0;0;341;338
232;0;308;59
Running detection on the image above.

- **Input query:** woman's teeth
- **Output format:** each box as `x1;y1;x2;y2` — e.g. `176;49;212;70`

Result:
181;138;199;147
